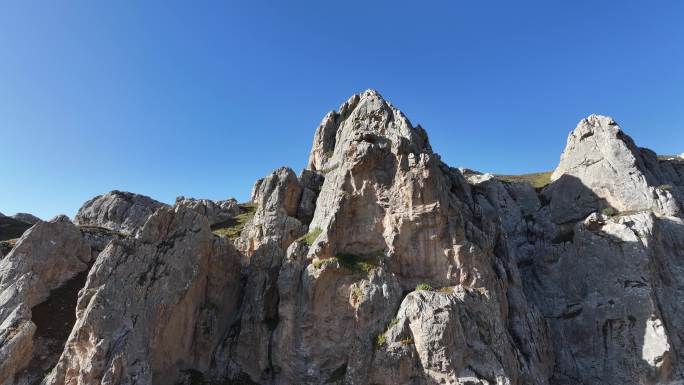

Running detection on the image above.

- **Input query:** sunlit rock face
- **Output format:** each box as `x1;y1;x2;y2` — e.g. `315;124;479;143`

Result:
547;115;682;221
224;90;553;385
74;190;168;234
1;91;684;385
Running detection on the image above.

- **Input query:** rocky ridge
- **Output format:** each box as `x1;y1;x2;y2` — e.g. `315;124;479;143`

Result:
11;214;41;225
0;90;682;385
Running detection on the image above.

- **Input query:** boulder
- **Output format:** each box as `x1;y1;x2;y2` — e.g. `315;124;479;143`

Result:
74;190;167;234
236;167;307;256
175;196;240;226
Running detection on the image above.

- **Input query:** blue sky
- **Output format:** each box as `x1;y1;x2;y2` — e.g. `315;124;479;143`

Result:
1;1;683;219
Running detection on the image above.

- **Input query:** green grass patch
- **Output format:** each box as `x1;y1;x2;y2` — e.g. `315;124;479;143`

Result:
211;203;257;239
375;333;386;347
415;283;434;291
337;253;378;274
351;283;364;304
495;171;553;189
400;336;414;345
313;253;378;275
601;207;617;217
297;227;322;246
375;317;399;348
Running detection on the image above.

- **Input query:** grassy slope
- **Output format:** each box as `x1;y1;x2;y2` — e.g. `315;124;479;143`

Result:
495;171;553;189
211;203;257;239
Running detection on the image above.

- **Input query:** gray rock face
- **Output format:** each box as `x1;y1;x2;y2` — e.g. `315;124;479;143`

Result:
220;90;551;385
175;196;240;226
0;216;91;384
11;213;41;225
236;167;308;256
74;190;168;234
44;205;242;385
477;115;684;384
547;115;681;222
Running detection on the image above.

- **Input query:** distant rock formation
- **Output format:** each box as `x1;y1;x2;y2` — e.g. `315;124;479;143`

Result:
175;196;240;226
11;213;41;225
0;216;33;242
1;90;683;385
74;190;167;234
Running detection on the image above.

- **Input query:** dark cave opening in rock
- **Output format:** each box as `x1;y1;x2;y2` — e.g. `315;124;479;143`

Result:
21;270;89;379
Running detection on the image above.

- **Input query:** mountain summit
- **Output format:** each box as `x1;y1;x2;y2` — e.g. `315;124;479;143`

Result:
1;91;683;385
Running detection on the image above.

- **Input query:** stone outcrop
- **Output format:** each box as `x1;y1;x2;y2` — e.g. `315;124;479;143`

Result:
219;90;551;384
474;114;684;384
12;213;41;225
175;196;240;226
0;215;91;384
1;90;683;385
547;115;682;222
74;190;167;234
44;205;242;385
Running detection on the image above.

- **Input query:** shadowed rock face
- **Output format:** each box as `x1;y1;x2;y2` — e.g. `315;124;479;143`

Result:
2;90;684;385
12;213;41;225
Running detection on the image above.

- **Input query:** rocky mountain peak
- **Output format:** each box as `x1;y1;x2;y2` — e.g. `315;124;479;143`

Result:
307;89;432;172
547;114;682;221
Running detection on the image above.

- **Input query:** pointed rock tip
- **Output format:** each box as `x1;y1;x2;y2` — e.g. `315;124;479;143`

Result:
581;114;617;127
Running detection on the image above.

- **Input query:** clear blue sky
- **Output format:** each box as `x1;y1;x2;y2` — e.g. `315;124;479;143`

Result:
1;1;683;219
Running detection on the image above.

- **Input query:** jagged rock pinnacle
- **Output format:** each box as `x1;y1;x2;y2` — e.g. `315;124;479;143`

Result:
307;89;431;172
